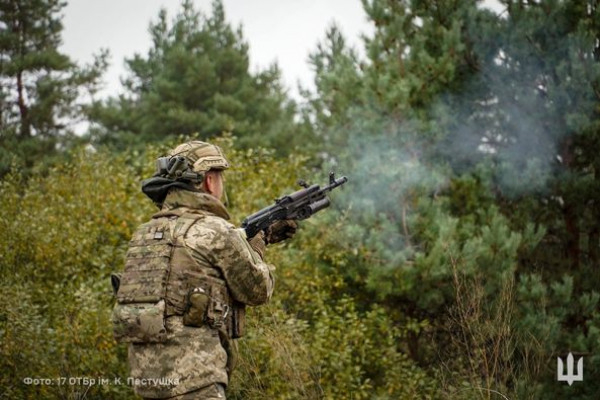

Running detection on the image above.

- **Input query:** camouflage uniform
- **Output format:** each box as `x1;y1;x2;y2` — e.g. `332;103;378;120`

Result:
126;189;273;398
113;142;274;400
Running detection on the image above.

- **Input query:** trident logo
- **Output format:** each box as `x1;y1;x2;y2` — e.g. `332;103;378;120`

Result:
557;353;583;386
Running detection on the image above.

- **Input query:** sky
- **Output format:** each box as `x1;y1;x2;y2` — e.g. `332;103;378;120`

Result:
60;0;374;101
61;0;503;102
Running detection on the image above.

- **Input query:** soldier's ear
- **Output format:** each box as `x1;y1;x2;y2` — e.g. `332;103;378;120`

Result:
204;172;211;190
203;171;217;195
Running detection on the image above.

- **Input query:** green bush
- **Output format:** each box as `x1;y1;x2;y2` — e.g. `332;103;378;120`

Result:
0;149;150;399
6;137;598;399
0;137;440;399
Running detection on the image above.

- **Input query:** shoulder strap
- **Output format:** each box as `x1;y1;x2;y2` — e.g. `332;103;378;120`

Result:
173;212;205;240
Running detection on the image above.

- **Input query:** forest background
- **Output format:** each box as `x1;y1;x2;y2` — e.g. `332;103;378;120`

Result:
1;0;600;399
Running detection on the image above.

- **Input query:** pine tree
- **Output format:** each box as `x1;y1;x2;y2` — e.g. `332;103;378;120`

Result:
438;0;600;277
0;0;106;174
89;0;311;153
306;0;600;397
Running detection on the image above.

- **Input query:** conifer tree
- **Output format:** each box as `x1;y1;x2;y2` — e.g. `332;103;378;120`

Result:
437;0;600;277
306;0;600;397
90;0;310;152
0;0;106;174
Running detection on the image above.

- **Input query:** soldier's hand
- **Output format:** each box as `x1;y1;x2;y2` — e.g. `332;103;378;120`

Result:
248;231;266;259
265;220;298;244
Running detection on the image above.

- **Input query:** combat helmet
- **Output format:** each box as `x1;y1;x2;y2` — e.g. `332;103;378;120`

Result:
154;141;230;183
142;140;230;206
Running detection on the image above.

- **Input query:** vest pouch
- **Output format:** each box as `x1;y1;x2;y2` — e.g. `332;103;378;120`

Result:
183;287;210;327
112;300;168;343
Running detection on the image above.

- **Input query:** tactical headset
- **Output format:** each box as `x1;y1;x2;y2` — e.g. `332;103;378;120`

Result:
154;156;205;183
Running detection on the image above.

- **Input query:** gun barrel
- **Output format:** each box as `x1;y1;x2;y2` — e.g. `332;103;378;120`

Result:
284;184;320;203
324;176;348;192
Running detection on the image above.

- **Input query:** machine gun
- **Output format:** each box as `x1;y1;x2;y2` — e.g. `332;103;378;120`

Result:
242;172;348;239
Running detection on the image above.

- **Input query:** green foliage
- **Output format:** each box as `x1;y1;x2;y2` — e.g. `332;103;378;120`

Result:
224;136;441;398
0;0;107;176
3;0;600;398
0;148;151;398
511;273;600;399
89;0;313;153
0;137;440;398
229;235;439;399
302;1;600;398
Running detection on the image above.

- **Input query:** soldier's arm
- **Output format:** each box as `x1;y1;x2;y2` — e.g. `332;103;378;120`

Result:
186;217;274;306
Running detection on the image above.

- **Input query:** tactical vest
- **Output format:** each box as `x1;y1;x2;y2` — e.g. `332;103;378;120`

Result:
112;212;241;343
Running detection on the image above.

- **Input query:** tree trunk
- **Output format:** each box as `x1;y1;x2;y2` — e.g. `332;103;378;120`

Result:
564;203;580;270
560;136;579;270
589;226;599;268
16;70;30;137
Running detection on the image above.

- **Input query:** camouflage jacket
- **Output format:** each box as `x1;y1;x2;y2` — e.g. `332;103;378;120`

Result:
127;189;274;398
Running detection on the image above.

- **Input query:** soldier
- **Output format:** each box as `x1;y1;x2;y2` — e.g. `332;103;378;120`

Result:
112;141;297;399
